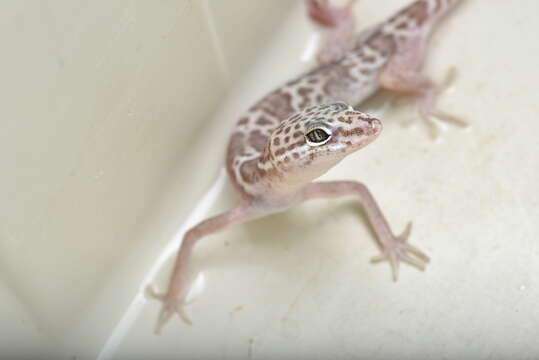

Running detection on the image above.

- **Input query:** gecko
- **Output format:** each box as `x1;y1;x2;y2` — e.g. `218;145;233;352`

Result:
149;0;462;333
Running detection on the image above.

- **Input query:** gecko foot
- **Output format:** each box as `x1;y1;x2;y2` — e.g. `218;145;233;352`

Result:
146;285;192;334
418;67;468;138
306;0;357;27
370;222;430;281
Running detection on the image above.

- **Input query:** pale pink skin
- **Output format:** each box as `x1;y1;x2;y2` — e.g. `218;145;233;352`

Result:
149;0;463;333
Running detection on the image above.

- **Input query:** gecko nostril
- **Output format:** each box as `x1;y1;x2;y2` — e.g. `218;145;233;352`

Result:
369;118;383;135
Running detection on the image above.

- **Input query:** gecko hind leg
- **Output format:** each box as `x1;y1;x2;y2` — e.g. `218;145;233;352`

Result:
379;36;466;138
417;65;466;126
306;0;358;65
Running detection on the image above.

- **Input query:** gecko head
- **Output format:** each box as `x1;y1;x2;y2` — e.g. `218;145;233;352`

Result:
265;102;382;187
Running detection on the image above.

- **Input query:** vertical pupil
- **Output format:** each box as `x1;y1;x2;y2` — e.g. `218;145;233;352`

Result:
307;129;329;143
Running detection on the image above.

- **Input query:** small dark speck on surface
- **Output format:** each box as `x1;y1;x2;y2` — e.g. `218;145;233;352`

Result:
248;338;255;359
231;305;244;313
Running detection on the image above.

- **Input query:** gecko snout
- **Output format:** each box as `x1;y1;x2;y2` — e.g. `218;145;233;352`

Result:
363;116;382;137
349;111;382;138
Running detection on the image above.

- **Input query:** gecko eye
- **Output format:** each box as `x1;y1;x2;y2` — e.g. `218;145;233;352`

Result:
305;128;331;146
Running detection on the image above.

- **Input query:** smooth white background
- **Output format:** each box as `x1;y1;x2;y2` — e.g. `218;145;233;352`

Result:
1;1;538;359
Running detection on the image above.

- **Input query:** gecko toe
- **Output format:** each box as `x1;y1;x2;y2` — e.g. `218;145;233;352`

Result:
371;222;429;281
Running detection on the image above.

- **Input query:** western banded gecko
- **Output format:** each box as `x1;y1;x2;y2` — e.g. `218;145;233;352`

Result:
149;0;462;333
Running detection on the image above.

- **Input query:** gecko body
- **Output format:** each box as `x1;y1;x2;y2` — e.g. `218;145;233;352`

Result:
228;0;460;199
150;0;461;333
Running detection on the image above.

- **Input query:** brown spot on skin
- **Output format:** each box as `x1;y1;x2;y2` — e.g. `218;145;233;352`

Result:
308;77;319;84
287;139;305;152
284;127;291;134
389;1;428;28
292;131;302;138
294;123;300;130
322;78;341;97
275;148;286;156
293;152;300;159
284;136;290;143
366;33;395;58
407;1;428;26
251;88;295;122
396;20;408;30
285;77;301;87
337;58;360;80
360;68;372;76
266;167;281;180
363;55;376;63
239;159;258;184
361;116;375;125
238;117;248;125
336;127;364;137
273;137;280;146
434;0;441;12
270;91;294;120
284;156;290;163
256;116;274;126
248;130;267;152
297;87;314;108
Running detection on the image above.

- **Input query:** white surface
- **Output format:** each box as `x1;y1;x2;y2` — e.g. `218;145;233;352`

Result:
2;0;539;359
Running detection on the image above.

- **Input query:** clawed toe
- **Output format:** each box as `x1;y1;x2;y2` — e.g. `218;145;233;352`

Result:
146;285;164;301
419;106;467;139
370;222;429;281
146;285;193;334
417;68;468;137
431;110;468;128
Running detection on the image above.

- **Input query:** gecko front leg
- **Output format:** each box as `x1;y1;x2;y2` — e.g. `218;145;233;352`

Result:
148;204;273;333
298;181;429;280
